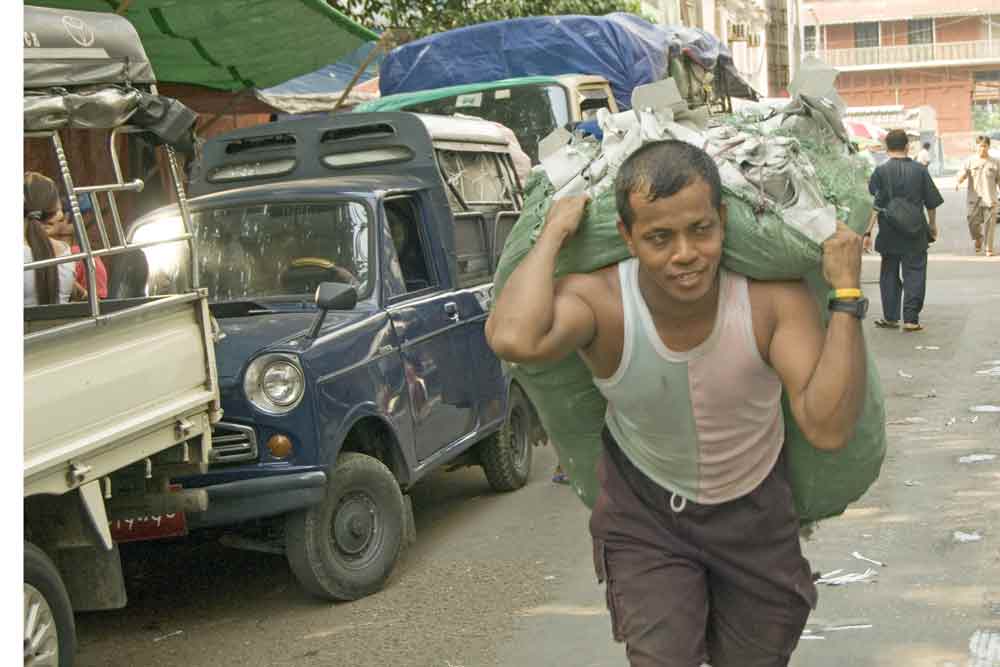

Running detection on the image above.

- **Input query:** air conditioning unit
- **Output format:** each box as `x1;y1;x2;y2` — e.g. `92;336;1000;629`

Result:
729;23;749;41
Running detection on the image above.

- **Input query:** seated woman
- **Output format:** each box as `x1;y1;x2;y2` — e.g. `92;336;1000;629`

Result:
23;172;79;305
58;193;109;299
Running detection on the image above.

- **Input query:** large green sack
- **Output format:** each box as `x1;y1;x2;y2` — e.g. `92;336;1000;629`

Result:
494;149;885;525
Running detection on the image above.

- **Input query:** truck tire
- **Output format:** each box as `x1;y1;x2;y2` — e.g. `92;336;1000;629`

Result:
285;452;405;601
479;385;533;492
24;542;75;667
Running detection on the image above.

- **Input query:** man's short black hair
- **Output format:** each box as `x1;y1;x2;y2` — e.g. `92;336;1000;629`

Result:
885;129;909;152
922;142;931;150
615;140;722;228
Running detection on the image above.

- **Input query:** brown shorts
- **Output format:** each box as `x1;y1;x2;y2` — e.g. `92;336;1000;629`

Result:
589;428;817;667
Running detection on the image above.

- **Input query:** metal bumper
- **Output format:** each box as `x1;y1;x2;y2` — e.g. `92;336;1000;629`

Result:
186;471;327;529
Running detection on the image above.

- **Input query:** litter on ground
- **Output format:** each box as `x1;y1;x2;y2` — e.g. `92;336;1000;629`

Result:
887;417;927;425
958;454;997;464
953;531;983;544
851;551;886;567
815;568;879;585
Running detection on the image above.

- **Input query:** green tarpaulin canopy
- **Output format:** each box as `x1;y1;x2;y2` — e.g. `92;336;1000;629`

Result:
25;1;378;91
354;76;564;113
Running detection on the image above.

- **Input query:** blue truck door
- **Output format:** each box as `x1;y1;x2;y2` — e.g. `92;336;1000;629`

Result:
384;197;477;461
451;212;506;429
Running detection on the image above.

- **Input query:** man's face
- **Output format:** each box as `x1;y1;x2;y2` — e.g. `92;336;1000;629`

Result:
617;177;725;305
978;141;991;158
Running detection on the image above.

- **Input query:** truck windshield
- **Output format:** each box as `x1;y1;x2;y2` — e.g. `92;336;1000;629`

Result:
403;83;571;162
131;201;371;303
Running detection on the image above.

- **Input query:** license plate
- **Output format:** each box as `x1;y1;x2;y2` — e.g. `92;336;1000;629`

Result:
109;512;188;543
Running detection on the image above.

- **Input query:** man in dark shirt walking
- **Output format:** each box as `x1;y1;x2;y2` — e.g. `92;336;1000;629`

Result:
864;129;944;332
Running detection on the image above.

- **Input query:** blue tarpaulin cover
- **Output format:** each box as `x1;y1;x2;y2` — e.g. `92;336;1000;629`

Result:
379;13;753;110
261;41;381;97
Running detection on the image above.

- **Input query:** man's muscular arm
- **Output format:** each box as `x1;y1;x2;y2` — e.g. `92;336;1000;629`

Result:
486;196;598;364
767;223;867;451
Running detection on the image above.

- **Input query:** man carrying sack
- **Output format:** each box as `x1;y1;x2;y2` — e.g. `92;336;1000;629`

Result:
486;140;869;667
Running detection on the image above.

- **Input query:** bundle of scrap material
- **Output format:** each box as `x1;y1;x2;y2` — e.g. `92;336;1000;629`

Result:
493;76;886;525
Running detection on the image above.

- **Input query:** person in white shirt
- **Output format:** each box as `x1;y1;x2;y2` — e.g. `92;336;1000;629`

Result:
956;136;1000;256
917;142;931;168
24;172;79;305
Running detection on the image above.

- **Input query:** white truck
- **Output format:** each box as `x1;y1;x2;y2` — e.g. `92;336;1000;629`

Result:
23;7;220;666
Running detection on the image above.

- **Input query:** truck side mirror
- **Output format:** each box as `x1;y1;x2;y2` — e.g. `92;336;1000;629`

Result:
307;282;358;342
315;282;358;311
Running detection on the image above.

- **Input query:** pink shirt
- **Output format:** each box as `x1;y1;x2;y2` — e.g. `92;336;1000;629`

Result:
71;245;108;299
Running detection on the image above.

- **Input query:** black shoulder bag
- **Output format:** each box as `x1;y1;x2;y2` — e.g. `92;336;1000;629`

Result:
880;161;927;239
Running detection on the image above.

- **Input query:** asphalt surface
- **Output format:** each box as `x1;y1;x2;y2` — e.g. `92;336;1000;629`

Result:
75;178;1000;667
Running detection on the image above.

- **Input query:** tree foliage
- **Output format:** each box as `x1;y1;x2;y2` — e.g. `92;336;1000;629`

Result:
331;0;649;40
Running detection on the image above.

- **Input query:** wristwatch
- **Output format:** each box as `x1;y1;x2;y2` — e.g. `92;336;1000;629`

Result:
828;297;869;319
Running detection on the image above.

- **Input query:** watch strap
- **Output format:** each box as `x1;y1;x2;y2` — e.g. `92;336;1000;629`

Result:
829;297;869;320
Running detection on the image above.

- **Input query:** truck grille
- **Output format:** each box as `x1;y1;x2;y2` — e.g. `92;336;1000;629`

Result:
210;422;258;463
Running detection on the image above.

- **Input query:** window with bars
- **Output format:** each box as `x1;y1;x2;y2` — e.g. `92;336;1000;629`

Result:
854;22;879;48
804;25;817;52
907;18;933;45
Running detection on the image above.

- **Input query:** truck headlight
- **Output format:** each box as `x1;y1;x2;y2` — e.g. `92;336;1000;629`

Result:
244;354;305;414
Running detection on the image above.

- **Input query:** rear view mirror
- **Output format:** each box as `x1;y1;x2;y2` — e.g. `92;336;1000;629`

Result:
315;282;358;311
307;282;358;344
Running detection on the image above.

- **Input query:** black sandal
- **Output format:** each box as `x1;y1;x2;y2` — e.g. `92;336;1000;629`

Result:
874;319;899;329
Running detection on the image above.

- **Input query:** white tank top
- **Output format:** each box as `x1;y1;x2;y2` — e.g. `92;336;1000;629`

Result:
593;259;785;505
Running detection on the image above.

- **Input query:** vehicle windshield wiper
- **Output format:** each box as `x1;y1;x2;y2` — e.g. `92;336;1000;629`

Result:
209;300;278;318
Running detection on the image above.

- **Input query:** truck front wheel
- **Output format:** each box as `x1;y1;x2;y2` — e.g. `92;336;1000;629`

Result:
285;452;405;601
24;542;75;667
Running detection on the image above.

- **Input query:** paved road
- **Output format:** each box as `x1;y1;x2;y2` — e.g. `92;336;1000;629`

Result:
75;177;1000;667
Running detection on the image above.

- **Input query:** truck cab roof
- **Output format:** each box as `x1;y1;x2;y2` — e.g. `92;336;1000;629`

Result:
188;111;512;198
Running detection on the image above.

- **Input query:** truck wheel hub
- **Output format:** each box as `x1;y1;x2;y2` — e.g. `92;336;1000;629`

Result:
333;492;378;557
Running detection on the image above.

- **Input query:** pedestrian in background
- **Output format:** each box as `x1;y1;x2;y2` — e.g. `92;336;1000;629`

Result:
865;129;943;333
956;135;999;256
917;142;931;168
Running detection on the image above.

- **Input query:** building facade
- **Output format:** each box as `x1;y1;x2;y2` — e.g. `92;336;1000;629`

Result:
642;0;803;98
802;0;1000;156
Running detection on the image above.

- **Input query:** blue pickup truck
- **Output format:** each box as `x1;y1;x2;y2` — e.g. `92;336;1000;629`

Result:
124;112;542;600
